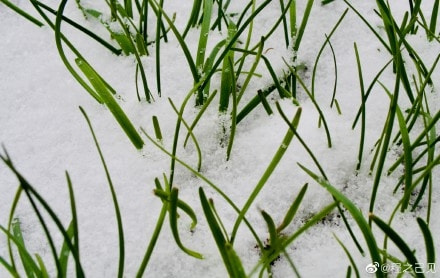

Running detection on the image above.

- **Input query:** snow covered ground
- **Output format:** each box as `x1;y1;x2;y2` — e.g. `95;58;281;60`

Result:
1;1;439;277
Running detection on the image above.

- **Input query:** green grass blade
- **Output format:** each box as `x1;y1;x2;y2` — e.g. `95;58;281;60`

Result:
58;220;75;277
183;90;218;148
284;60;332;147
0;0;44;27
293;0;314;51
226;56;238;161
136;202;168;277
12;219;37;277
0;226;41;277
277;184;308;233
219;23;237;112
182;0;202;38
76;59;144;149
225;243;246;278
35;254;49;278
65;171;81;276
369;50;402;216
429;0;439;40
152;116;163;142
196;0;213;71
258;90;274;116
395;106;413;212
261;210;278;250
199;188;239;276
168;98;203;172
231;108;301;243
299;164;383;277
416;218;435;265
154;0;164;96
169;188;203;259
0;256;18;277
154;188;198;230
370;214;423;278
237;38;264;103
80;107;125;277
334;234;360;278
354;43;366;171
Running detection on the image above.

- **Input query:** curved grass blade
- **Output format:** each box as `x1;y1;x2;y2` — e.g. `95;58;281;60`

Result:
169;188;203;259
284;60;332;147
299;164;383;277
395;106;413;212
370;214;423;278
334;234;360;278
80;107;125;277
168;98;202;172
417;218;435;266
154;188;197;230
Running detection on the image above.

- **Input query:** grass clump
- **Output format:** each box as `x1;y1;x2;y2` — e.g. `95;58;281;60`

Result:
1;0;439;277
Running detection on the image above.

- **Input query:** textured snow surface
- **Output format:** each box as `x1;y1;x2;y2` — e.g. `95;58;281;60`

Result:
1;1;439;277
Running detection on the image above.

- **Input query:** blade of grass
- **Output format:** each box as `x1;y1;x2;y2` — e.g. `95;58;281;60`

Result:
169;188;203;259
195;0;213;105
334;234;360;278
416;218;435;265
12;219;37;277
370;214;423;278
354;43;366;171
277;184;308;233
0;0;44;27
199;188;245;277
230;108;302;243
76;59;144;149
226;56;238;161
0;226;41;277
80;107;125;278
299;164;383;277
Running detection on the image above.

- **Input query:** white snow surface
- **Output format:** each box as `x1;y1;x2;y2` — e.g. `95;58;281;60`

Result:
1;1;439;277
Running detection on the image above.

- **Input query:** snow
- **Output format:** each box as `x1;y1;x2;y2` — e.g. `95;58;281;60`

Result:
1;1;439;277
